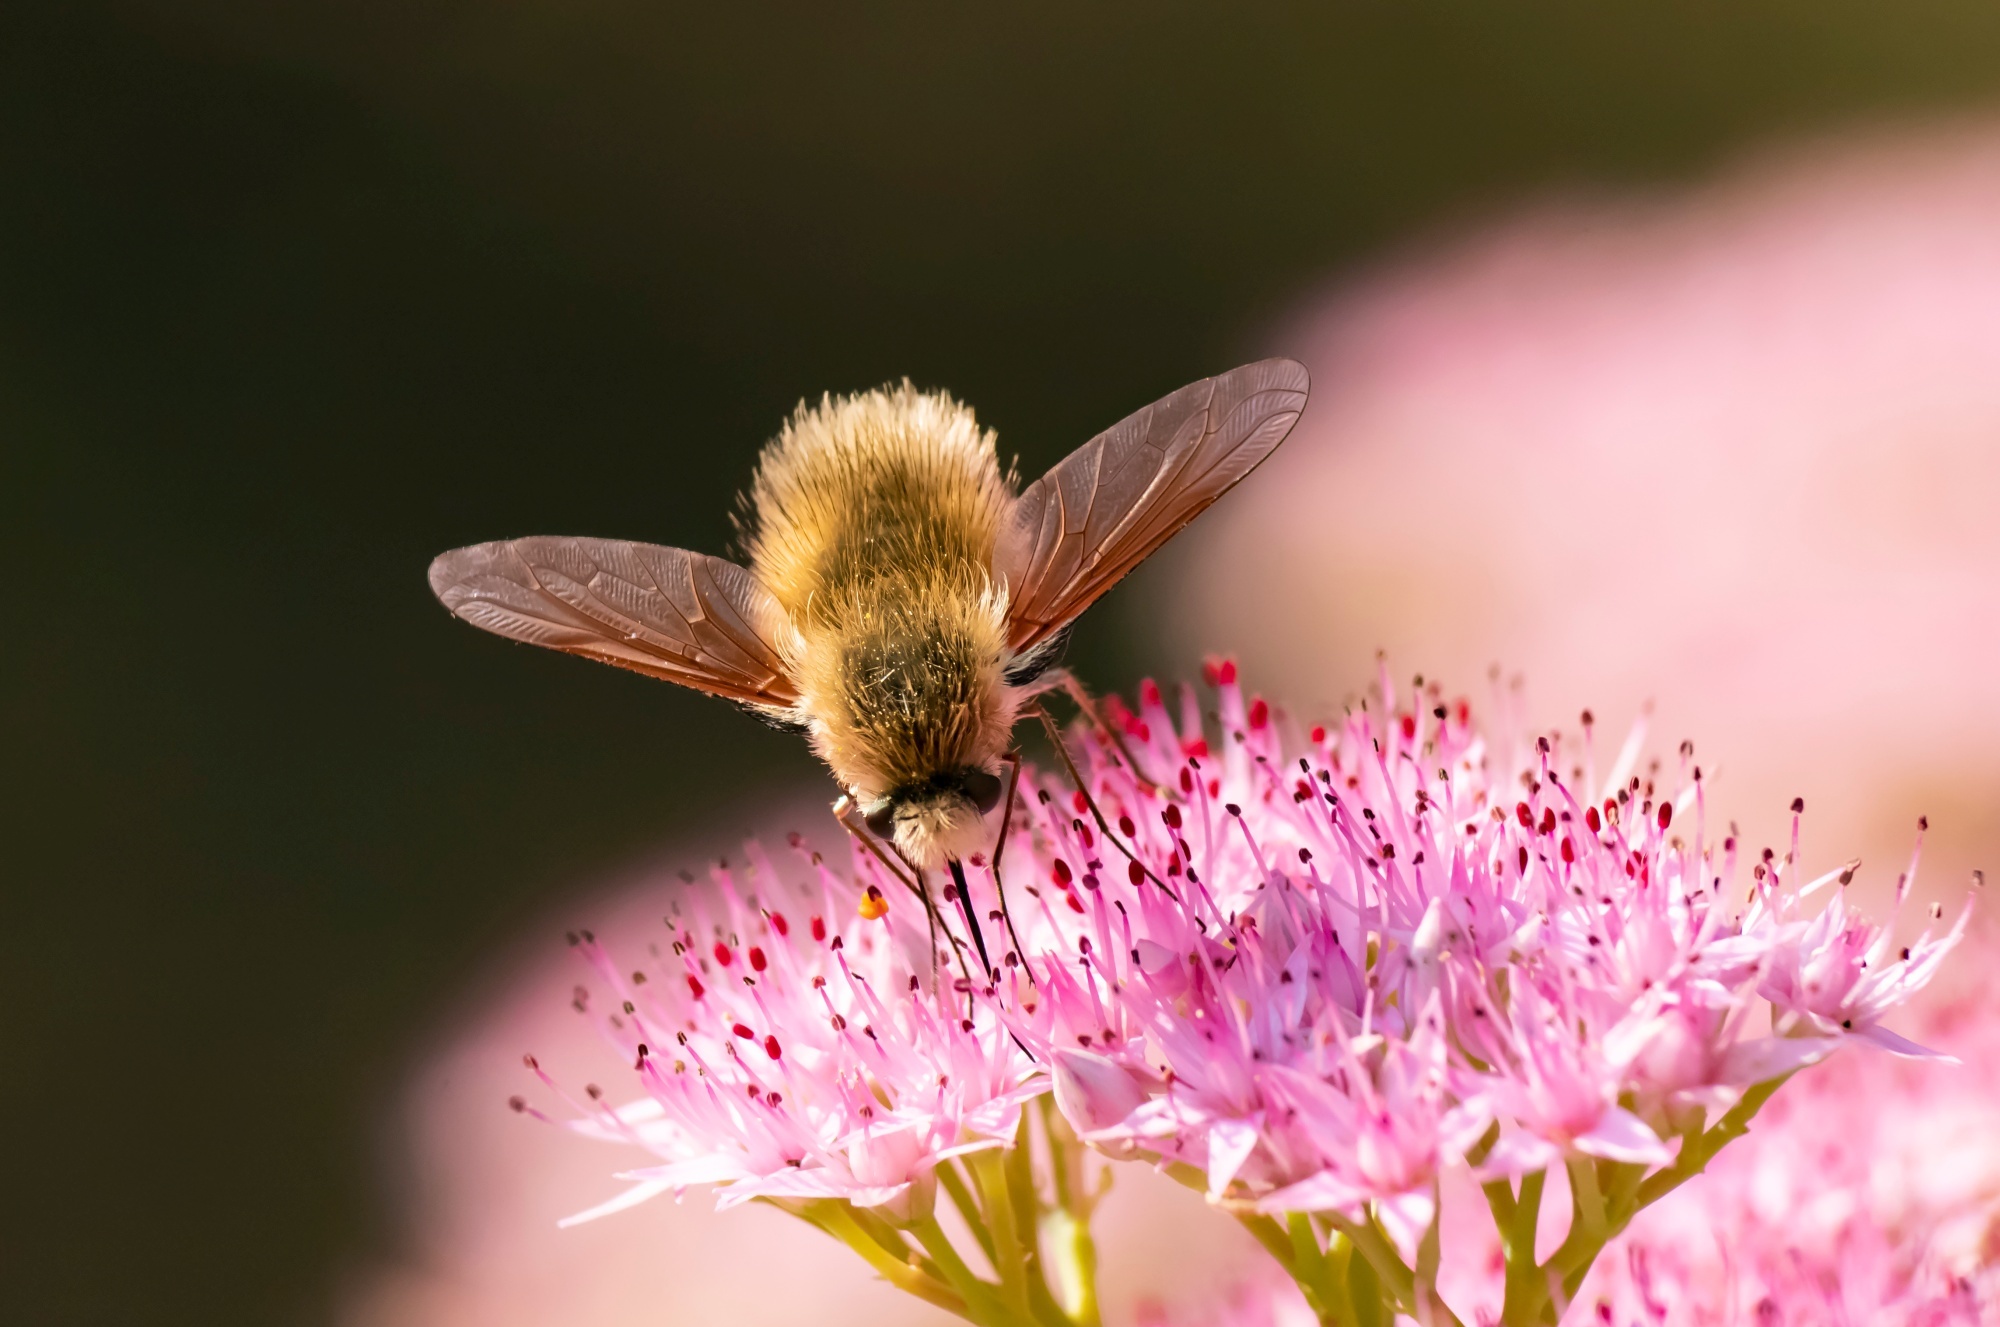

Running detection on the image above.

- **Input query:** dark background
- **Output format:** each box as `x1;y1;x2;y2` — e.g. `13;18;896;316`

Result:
7;3;2000;1322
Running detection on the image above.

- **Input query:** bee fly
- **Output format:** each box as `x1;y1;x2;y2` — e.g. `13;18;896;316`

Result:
430;359;1308;973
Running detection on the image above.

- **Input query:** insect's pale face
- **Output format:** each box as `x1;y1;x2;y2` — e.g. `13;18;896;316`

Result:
863;767;1004;870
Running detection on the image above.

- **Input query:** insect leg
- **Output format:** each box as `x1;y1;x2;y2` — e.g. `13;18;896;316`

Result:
988;749;1034;982
946;858;994;976
1032;705;1182;904
1028;667;1159;794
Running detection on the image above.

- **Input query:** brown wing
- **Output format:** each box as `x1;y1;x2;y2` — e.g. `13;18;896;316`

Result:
427;537;799;708
995;358;1309;653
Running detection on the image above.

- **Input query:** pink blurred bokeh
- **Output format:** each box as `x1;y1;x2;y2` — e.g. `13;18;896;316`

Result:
351;120;2000;1325
1175;119;2000;903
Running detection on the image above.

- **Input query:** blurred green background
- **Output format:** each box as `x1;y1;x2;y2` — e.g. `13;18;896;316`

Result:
8;2;2000;1322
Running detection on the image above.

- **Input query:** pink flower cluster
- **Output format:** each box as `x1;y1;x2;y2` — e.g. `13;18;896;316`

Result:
507;660;1965;1319
514;842;1040;1224
1572;974;2000;1325
995;664;1965;1258
1153;962;2000;1326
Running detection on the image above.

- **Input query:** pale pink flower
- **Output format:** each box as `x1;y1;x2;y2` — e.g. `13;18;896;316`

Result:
513;840;1041;1225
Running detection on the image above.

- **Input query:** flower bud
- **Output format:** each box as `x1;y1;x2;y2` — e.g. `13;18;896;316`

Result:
1051;1048;1147;1151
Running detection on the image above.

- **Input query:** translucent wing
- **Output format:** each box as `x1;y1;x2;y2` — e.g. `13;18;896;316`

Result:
995;358;1309;653
428;536;799;708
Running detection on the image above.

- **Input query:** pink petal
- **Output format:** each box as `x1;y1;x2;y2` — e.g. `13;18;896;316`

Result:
1855;1022;1958;1061
1206;1116;1263;1200
1573;1107;1674;1166
555;1178;677;1228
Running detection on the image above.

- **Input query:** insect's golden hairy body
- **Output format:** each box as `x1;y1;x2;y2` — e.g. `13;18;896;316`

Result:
428;358;1308;872
744;385;1022;859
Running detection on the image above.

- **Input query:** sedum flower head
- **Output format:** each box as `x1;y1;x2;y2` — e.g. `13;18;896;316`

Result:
503;660;1965;1327
520;840;1039;1225
992;663;1964;1259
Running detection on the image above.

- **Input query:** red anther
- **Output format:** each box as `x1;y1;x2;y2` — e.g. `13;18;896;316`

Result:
1078;823;1095;848
763;1035;782;1060
810;916;827;942
1218;659;1237;685
1118;814;1136;837
686;975;706;999
1201;658;1222;686
1072;790;1089;814
767;912;789;937
1182;738;1209;759
1309;725;1326;744
1400;714;1416;742
1179;766;1195;793
748;947;768;972
1208;779;1220;798
1517;846;1529;874
1791;797;1805;814
1585;807;1602;833
1658;803;1673;830
1163;804;1183;829
1248;698;1269;730
1136;722;1151;742
1052;859;1073;885
1561;838;1575;864
1140;678;1163;707
1539;808;1556;835
1516;802;1534;828
1066;891;1087;914
1454;700;1471;726
713;942;734;967
1129;860;1145;886
731;1023;755;1040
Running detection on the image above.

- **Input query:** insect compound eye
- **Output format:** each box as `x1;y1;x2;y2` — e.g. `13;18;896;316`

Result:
864;803;897;838
962;769;1003;815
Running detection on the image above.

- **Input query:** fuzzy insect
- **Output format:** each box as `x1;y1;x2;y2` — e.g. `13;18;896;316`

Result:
429;360;1308;963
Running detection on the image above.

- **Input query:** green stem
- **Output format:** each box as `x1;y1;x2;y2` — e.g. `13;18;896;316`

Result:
794;1200;967;1317
1633;1074;1791;1212
1325;1212;1417;1314
970;1150;1035;1322
940;1160;998;1265
911;1215;1011;1326
1038;1096;1102;1327
1565;1157;1607;1244
1412;1195;1452;1326
1288;1212;1355;1327
1494;1169;1545;1327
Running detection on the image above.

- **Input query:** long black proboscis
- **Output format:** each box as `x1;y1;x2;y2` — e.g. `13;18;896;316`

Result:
946;857;993;975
